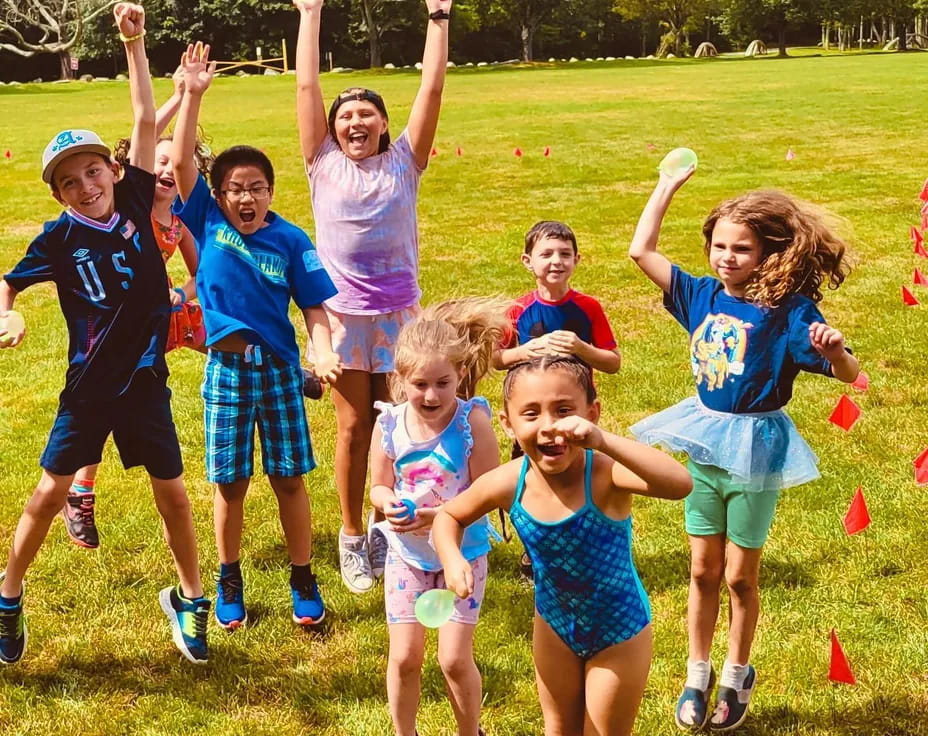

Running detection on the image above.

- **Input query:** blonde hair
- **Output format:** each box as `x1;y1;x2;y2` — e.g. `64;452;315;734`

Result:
702;190;850;307
113;130;214;180
392;297;512;401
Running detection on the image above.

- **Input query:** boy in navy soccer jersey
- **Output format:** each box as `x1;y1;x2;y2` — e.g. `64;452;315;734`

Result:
0;3;210;665
493;220;622;578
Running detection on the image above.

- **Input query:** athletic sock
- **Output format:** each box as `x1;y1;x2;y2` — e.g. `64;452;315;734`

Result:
71;478;95;494
0;593;22;607
720;659;750;691
685;658;712;691
290;562;314;588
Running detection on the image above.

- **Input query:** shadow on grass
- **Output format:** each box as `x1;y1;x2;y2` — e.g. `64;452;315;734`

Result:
748;695;924;735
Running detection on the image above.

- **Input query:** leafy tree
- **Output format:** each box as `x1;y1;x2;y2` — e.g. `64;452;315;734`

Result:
614;0;714;56
719;0;814;55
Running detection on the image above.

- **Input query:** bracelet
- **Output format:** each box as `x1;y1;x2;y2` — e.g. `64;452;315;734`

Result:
428;9;450;20
119;29;146;44
173;287;187;303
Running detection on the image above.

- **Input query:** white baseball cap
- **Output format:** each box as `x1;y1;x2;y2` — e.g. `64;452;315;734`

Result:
41;129;112;184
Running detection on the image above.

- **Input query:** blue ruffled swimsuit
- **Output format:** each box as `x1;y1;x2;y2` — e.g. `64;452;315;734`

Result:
508;450;651;659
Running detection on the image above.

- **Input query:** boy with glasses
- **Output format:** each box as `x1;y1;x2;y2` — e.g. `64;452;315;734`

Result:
170;43;342;630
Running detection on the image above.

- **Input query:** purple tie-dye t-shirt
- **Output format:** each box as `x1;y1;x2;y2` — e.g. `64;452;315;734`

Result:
308;129;425;315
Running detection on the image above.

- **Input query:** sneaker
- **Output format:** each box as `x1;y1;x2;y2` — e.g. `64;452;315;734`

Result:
367;510;388;580
709;665;756;731
61;492;99;549
291;574;325;625
0;573;26;665
214;571;247;630
675;665;716;731
302;368;324;400
159;586;210;664
339;530;374;594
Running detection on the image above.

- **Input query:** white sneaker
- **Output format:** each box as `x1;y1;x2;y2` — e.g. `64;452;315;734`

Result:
339;529;374;594
367;510;388;580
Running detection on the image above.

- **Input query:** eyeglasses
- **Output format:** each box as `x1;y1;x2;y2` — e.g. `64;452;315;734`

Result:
221;186;270;201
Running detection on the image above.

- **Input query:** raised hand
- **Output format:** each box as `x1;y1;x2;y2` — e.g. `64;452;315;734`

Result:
550;415;603;451
657;161;696;194
180;42;216;97
809;321;846;362
114;3;145;38
171;62;185;97
426;0;452;15
293;0;324;12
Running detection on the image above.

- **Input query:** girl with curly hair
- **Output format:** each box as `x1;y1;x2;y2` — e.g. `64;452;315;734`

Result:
628;168;859;732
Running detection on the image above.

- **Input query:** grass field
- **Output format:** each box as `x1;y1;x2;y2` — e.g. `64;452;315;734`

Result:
1;49;928;735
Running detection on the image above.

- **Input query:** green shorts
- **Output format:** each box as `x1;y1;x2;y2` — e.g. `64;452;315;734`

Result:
685;461;780;549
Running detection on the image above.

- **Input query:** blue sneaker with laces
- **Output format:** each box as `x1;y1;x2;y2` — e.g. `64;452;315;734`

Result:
159;586;210;664
0;573;26;665
291;573;325;626
675;665;716;731
215;571;247;630
709;665;756;731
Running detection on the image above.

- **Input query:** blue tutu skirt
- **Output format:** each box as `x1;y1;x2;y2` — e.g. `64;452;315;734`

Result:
629;397;819;492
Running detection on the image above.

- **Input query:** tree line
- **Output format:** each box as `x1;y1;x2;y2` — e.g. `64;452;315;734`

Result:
3;0;928;82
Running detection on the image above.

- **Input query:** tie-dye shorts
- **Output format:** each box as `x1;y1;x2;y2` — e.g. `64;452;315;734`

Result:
306;304;419;374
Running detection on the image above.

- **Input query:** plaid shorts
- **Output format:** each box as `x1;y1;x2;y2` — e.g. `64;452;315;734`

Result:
202;348;315;484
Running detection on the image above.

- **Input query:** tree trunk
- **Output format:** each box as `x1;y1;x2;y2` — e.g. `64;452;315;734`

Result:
521;23;533;62
360;0;383;67
59;50;73;80
822;23;829;50
640;22;647;57
778;23;788;56
897;18;908;51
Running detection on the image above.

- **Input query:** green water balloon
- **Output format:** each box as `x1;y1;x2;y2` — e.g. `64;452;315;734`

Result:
415;588;457;628
658;147;698;177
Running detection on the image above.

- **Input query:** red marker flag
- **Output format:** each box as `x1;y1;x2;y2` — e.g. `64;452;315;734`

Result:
919;178;928;202
910;226;923;247
3;150;10;159
543;146;551;157
514;147;523;158
646;143;657;151
915;269;928;287
456;146;462;156
902;285;920;306
915;447;928;486
915;241;928;258
430;147;438;158
829;629;856;685
843;487;871;535
828;395;861;432
851;370;869;391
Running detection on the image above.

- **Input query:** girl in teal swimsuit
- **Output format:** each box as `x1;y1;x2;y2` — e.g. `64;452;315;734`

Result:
434;356;692;736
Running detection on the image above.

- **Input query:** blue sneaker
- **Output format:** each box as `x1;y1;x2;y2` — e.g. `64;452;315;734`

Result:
675;665;716;730
214;571;247;630
709;665;756;731
159;586;209;664
291;574;325;626
0;573;26;665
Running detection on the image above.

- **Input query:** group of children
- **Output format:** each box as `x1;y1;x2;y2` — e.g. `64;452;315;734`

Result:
0;1;861;734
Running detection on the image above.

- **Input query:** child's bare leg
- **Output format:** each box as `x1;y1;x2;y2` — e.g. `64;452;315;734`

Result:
1;471;73;597
724;541;763;664
387;622;426;736
268;475;311;565
583;625;652;736
533;612;585;736
330;370;376;536
150;474;203;598
214;479;249;564
437;622;482;736
687;534;725;660
73;464;99;484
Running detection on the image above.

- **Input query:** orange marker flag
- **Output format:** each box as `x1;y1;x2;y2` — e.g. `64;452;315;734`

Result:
514;147;523;158
828;395;861;432
3;150;10;160
543;146;551;157
843;487;871;535
902;285;920;306
456;146;463;156
915;447;928;486
919;178;928;202
829;629;856;685
910;226;923;247
851;370;869;391
915;269;928;287
430;147;438;158
915;241;928;258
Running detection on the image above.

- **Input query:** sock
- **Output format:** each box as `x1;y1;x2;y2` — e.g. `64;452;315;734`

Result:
685;659;712;691
219;560;242;579
71;478;95;494
0;593;22;607
720;659;749;691
290;562;314;588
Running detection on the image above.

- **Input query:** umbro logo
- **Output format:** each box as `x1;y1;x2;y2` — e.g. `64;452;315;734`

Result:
73;248;90;259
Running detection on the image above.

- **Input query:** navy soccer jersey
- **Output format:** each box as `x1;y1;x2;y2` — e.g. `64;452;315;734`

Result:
663;265;834;413
4;165;170;403
505;289;617;350
175;175;337;365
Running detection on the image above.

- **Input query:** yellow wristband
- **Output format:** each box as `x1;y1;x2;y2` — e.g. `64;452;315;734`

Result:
119;29;146;43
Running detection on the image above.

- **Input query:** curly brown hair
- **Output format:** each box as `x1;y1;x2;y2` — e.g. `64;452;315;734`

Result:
702;190;850;307
112;131;214;180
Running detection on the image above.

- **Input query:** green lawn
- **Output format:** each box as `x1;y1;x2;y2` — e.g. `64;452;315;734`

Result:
1;50;927;735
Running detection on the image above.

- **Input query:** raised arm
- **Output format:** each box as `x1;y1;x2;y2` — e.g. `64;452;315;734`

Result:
171;42;216;202
628;166;695;293
116;3;156;172
294;0;328;169
155;63;185;137
407;0;451;169
809;322;860;383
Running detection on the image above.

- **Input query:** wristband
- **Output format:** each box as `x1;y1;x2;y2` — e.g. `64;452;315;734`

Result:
119;29;146;44
173;287;187;303
428;9;450;20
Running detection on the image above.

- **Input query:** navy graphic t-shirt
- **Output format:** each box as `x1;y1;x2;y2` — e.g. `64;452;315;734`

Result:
663;265;834;413
4;165;169;404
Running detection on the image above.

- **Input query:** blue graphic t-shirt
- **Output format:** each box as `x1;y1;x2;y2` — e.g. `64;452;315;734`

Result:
4;165;169;404
663;265;833;413
175;176;337;365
